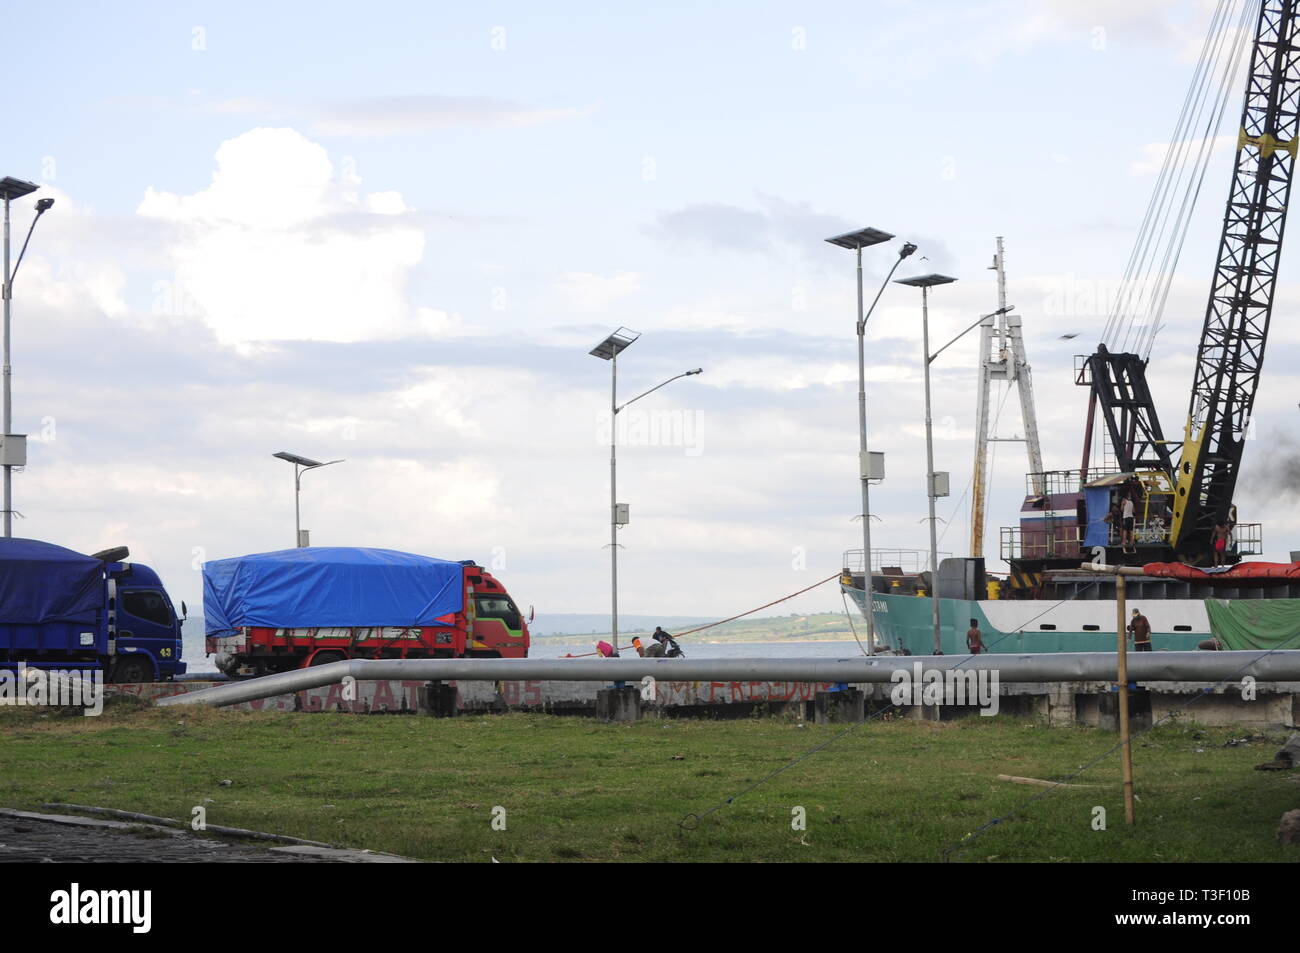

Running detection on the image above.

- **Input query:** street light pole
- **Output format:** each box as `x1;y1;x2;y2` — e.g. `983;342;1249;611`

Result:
855;246;873;653
895;273;958;655
826;228;915;655
897;278;1012;657
590;328;701;650
0;177;51;538
610;349;619;650
3;191;11;538
295;464;304;546
273;452;344;548
920;285;941;654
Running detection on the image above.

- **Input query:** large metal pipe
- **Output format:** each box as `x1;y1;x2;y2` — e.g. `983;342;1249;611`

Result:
157;652;1300;708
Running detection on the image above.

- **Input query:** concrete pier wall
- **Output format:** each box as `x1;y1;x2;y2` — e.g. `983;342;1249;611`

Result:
110;677;1300;727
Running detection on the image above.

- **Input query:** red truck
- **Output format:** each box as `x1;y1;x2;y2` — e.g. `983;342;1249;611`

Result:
204;550;530;678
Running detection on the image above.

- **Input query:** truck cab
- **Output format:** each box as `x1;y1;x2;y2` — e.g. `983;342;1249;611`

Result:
465;563;530;657
106;561;187;683
0;539;185;682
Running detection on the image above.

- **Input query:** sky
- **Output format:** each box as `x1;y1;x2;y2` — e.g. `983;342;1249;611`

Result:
4;0;1299;627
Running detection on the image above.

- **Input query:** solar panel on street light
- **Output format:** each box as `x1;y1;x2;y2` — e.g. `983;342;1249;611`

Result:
0;177;38;202
895;273;958;288
273;451;325;468
589;327;641;360
824;227;894;250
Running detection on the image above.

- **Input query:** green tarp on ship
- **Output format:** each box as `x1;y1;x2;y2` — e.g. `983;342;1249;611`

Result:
1205;599;1300;651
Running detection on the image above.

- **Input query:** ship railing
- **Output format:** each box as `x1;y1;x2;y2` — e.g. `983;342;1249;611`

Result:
1000;525;1083;561
1024;468;1121;497
1106;520;1261;554
1231;522;1263;556
1006;520;1263;557
842;548;950;574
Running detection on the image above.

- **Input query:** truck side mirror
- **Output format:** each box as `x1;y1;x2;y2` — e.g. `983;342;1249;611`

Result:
528;605;535;623
181;600;188;619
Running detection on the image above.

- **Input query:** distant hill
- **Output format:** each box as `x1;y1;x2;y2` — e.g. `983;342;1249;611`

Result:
529;613;714;637
534;611;857;643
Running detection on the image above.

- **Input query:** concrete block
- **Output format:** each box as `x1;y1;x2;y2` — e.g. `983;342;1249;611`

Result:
1098;688;1152;732
1042;685;1079;727
815;689;865;725
596;686;641;722
417;681;458;717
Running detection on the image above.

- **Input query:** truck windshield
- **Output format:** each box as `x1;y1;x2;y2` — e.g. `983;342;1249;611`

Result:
121;590;173;626
475;595;521;630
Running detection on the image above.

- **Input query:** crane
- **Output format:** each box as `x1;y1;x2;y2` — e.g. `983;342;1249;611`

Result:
1170;0;1300;557
1081;0;1300;563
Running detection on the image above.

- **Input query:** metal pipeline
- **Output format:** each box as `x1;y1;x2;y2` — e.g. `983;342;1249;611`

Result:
156;651;1300;708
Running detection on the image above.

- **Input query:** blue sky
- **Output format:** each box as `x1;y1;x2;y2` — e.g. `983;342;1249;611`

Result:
6;0;1299;627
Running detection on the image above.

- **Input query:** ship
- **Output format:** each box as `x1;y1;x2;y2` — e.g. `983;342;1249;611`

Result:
843;0;1300;657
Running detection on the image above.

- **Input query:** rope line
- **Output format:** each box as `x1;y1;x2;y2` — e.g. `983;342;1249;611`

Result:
563;572;841;658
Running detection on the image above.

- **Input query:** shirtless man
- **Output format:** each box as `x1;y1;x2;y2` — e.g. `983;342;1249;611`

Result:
1212;521;1230;567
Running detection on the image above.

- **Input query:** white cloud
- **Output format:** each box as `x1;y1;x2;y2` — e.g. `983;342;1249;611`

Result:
312;95;591;138
1129;134;1235;175
137;127;427;346
552;271;642;311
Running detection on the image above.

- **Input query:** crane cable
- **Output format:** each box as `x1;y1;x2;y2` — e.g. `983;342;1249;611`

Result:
1102;0;1254;357
1102;0;1237;348
1137;0;1254;360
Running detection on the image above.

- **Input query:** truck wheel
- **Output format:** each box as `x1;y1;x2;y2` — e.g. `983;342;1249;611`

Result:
111;657;152;684
309;651;347;666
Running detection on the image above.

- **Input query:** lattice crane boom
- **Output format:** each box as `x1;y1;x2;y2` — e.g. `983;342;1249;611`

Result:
1170;0;1300;556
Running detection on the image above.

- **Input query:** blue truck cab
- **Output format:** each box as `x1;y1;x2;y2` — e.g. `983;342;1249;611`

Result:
0;538;186;682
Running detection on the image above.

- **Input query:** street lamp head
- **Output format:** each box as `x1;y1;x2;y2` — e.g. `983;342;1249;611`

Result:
894;273;958;289
686;368;703;375
899;242;918;259
589;327;640;360
825;226;895;250
34;198;53;214
0;177;38;202
273;451;325;468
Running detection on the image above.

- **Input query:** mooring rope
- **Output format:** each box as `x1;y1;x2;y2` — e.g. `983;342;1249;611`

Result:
561;571;841;658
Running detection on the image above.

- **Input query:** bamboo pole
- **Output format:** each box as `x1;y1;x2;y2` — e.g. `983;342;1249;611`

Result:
1116;572;1135;825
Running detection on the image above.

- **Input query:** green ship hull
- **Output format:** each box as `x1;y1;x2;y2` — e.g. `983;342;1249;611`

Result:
843;586;1213;655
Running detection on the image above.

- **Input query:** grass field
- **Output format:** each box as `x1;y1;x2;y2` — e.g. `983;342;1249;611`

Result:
1;703;1296;862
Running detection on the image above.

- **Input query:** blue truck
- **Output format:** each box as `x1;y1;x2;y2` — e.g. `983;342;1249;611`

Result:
0;538;186;682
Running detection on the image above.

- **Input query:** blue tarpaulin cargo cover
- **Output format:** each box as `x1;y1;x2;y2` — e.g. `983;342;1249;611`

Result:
0;538;104;625
1083;487;1112;548
203;547;466;635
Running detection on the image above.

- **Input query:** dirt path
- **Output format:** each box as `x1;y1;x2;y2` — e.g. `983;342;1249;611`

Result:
0;814;343;863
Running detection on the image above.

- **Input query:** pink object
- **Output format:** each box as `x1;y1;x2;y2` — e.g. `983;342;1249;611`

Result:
596;640;615;657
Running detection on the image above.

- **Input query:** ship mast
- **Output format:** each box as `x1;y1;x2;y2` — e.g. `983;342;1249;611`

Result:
970;237;1044;559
